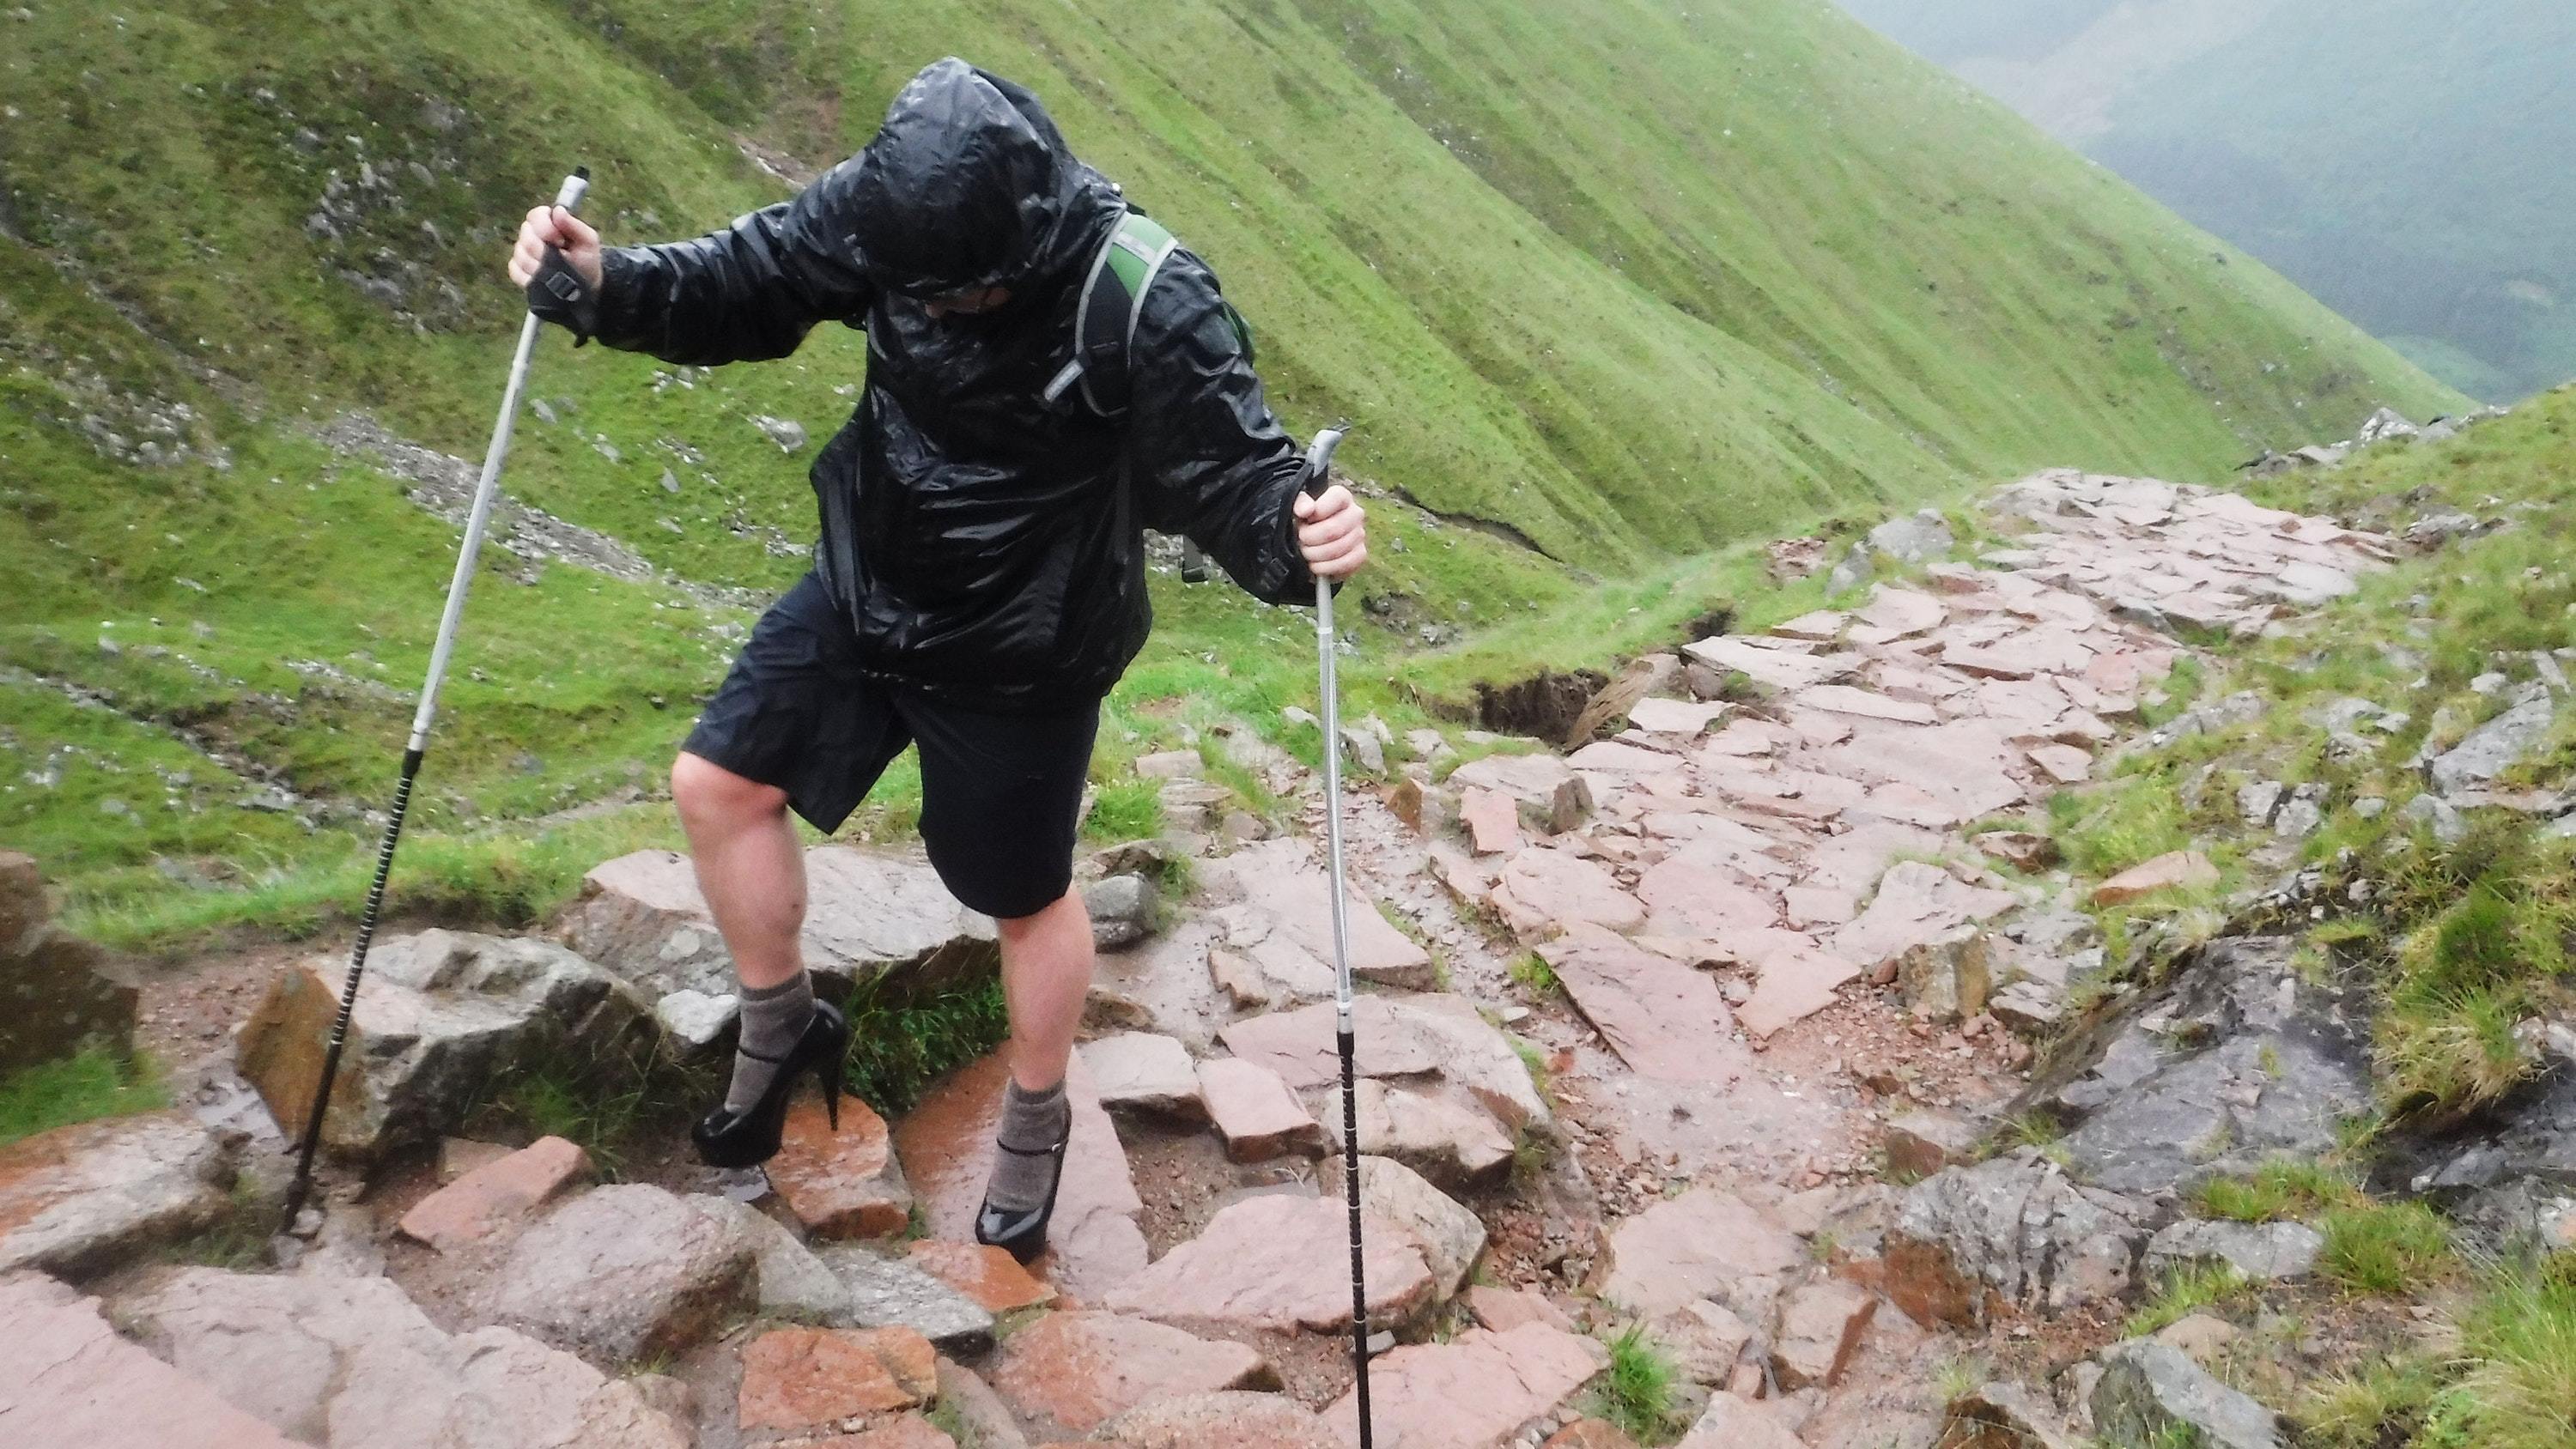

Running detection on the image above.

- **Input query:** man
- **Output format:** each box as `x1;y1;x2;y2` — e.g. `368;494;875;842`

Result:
507;58;1365;1262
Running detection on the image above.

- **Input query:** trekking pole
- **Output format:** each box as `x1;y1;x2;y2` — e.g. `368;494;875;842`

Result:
1301;426;1372;1447
280;168;592;1233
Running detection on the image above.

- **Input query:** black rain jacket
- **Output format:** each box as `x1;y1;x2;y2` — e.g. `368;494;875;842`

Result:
550;58;1317;712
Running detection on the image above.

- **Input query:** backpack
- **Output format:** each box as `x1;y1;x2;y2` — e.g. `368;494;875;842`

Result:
1042;204;1253;418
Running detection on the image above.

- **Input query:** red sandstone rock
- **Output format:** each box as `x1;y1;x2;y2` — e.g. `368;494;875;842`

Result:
737;1325;937;1434
985;1312;1272;1437
397;1134;590;1252
904;1240;1057;1313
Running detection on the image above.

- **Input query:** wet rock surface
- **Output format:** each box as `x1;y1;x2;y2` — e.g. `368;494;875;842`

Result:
0;1111;240;1278
483;1183;758;1363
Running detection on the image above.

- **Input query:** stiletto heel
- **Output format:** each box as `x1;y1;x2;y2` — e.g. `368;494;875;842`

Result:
975;1125;1072;1265
691;999;851;1169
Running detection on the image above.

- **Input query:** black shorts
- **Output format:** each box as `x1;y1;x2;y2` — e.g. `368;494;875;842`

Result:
680;573;1102;919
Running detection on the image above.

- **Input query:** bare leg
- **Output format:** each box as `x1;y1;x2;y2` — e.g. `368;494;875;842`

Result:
995;888;1096;1092
671;751;806;992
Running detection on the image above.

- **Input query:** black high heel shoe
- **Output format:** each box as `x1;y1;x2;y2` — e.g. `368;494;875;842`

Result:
692;998;850;1169
975;1123;1071;1265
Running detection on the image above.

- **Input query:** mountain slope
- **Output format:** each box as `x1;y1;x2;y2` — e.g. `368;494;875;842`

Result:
0;0;2458;932
1836;0;2576;402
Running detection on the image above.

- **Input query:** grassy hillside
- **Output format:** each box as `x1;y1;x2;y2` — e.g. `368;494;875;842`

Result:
1833;0;2575;403
0;0;2458;942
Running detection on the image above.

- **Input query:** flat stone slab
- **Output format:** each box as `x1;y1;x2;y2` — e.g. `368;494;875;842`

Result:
1097;1390;1337;1449
1675;1394;1806;1449
484;1184;757;1363
893;1052;1148;1301
1490;847;1645;942
1200;1057;1326;1162
1104;1193;1434;1332
1346;1154;1486;1300
769;1094;913;1240
2091;850;2219;906
111;1264;689;1447
1324;1322;1608;1449
1348;1079;1515;1188
737;1325;937;1435
1541;927;1743;1083
987;1311;1273;1439
1202;840;1434;988
396;1134;590;1253
2144;1218;2324;1283
905;1240;1057;1313
1683;637;1856;693
1626;698;1729;736
1218;994;1550;1134
2;1271;300;1449
1083;1032;1206;1122
0;1111;239;1279
1447;754;1592;835
811;1244;998;1353
1595;1187;1806;1323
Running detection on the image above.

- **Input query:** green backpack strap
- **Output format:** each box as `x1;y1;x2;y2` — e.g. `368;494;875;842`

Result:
1044;204;1253;419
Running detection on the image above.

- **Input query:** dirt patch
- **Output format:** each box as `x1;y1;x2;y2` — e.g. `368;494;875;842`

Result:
1472;669;1607;743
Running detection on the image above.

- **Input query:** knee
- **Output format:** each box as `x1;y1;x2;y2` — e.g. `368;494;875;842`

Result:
993;888;1081;943
671;752;787;830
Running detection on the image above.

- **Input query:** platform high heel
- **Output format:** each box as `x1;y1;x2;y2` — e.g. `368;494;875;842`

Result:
691;998;850;1169
974;1124;1071;1265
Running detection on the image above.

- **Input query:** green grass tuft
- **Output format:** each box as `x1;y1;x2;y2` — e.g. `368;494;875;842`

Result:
2124;1262;2256;1338
1507;952;1562;997
0;1046;168;1147
840;973;1012;1118
2318;1200;2456;1294
1591;1324;1683;1446
2193;1158;2367;1223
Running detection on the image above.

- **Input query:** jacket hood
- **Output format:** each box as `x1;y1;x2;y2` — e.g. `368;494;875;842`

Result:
848;58;1118;300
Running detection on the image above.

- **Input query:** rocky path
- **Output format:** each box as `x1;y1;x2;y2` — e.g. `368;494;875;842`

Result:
0;468;2399;1449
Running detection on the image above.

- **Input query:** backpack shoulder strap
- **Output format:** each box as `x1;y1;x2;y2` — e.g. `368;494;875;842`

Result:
1042;206;1200;419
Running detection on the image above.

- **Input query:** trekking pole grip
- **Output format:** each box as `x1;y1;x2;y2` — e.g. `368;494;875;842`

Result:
1302;427;1346;499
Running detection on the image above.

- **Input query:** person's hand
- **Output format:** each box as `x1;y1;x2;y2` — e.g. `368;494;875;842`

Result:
1294;483;1367;580
507;204;602;290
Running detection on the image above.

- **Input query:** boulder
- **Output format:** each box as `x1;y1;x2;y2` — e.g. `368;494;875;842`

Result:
1081;1032;1206;1122
1882;1149;2156;1328
0;1111;240;1279
653;987;737;1054
0;851;137;1073
1324;1322;1608;1449
1097;1391;1337;1449
1104;1193;1434;1332
1869;509;1954;563
767;1094;913;1240
2091;1340;2283;1449
558;846;997;1001
1947;1380;2087;1449
893;1051;1149;1301
235;929;652;1163
812;1243;998;1353
1895;925;1991;1022
986;1311;1273;1438
1595;1187;1806;1325
1882;1108;1983;1180
2142;1219;2324;1283
1086;874;1161;949
1447;753;1593;836
1199;1057;1326;1162
483;1184;757;1362
394;1135;590;1253
111;1264;690;1447
736;1325;937;1434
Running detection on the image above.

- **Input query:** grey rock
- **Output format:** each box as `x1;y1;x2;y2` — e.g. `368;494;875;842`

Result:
750;414;807;452
2401;791;2465;842
1080;1031;1206;1121
812;1242;997;1354
0;1113;242;1280
2403;511;2479;549
2236;780;2285;828
2092;1340;2283;1449
1886;1149;2158;1328
721;1202;854;1325
559;846;996;1003
1989;980;2065;1036
113;1266;690;1447
1949;1380;2086;1449
1339;724;1388;775
1085;873;1159;949
2452;1174;2576;1256
2049;939;2372;1197
653;988;737;1053
2274;784;2329;840
2143;1218;2324;1282
1826;540;1876;595
1335;1154;1485;1300
2428;683;2554;797
1868;509;1954;563
235;929;654;1164
485;1185;758;1363
2356;407;2418;444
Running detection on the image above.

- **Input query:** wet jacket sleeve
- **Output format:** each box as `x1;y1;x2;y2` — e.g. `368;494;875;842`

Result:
538;159;876;365
1125;253;1320;606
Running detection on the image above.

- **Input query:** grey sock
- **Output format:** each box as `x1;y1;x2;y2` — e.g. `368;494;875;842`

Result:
986;1079;1070;1214
726;972;816;1114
